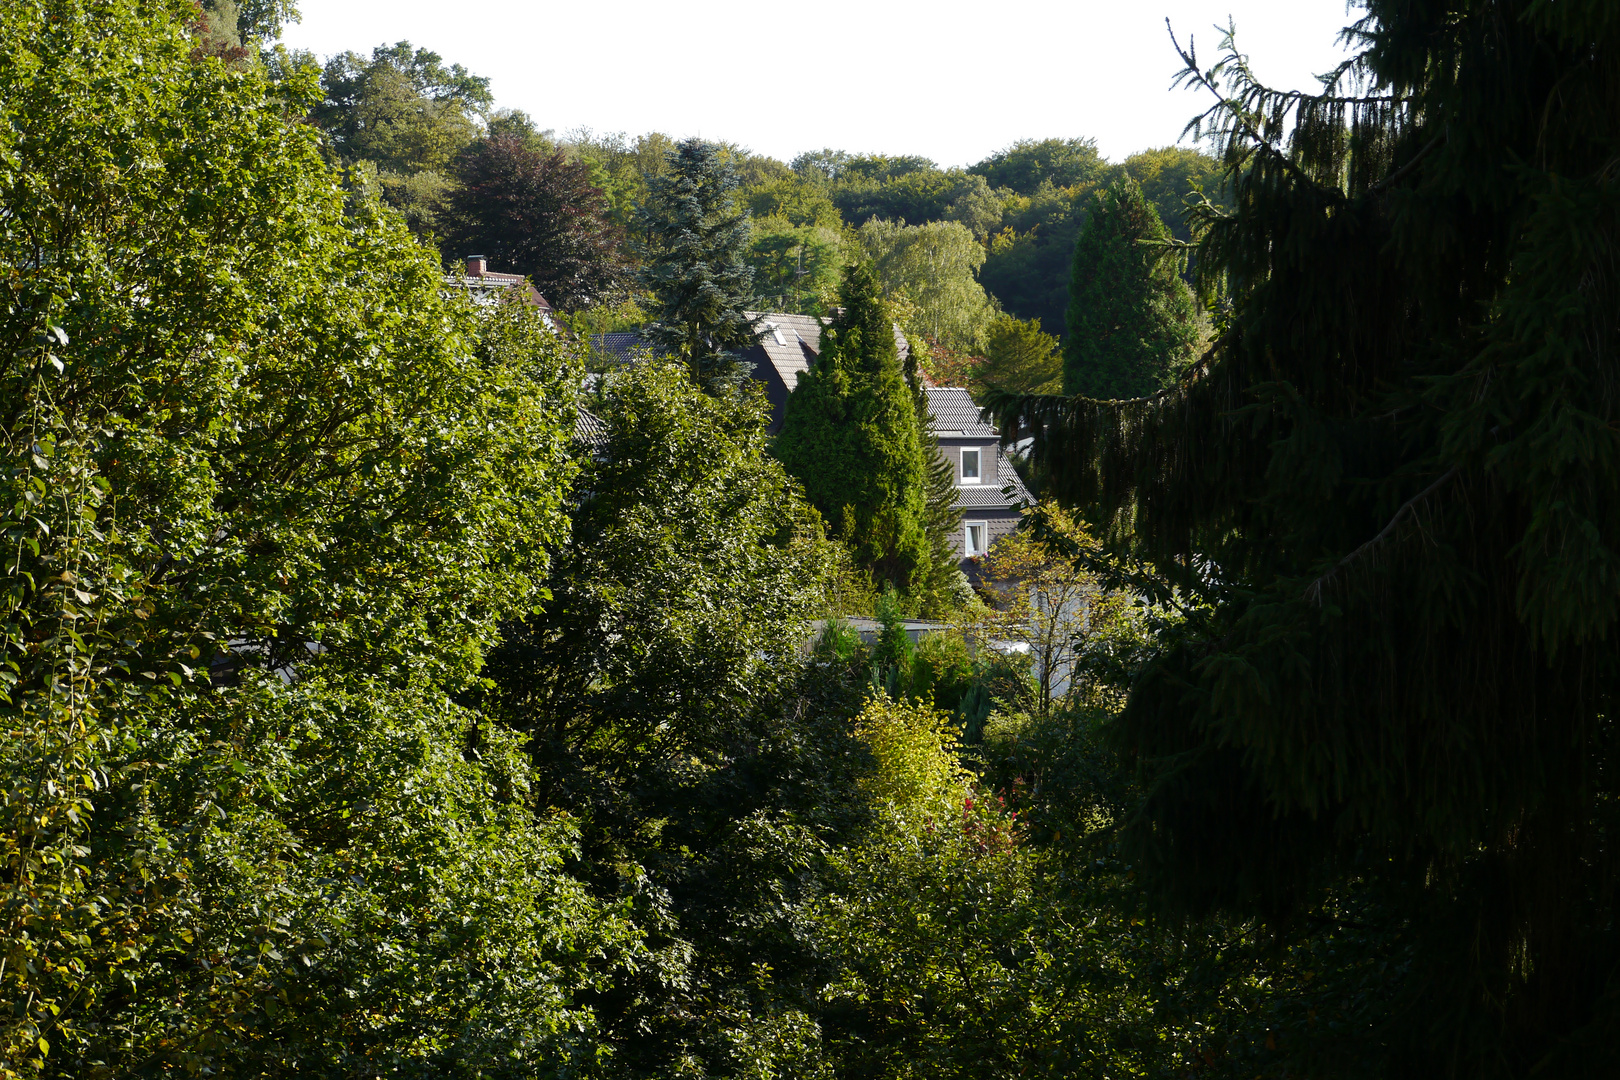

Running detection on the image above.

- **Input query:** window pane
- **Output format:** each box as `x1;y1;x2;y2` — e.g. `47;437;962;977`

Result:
961;449;980;480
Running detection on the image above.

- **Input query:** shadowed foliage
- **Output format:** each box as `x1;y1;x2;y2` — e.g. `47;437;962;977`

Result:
989;4;1620;1074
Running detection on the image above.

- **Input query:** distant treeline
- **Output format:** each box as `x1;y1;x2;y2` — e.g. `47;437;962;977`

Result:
285;41;1228;346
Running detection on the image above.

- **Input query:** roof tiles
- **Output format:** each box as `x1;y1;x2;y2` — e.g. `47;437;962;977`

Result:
925;386;997;438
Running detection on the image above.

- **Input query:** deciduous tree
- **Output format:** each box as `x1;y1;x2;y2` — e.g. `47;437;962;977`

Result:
858;217;995;353
445;133;630;309
474;358;856;1077
970;137;1110;196
746;219;843;314
0;5;626;1072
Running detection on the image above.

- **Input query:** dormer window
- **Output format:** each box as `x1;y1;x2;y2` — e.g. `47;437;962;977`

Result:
960;448;981;484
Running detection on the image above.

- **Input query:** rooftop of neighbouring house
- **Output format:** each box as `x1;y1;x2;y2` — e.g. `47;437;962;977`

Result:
585;314;910;389
961;453;1034;509
925;386;998;439
574;406;609;446
587;331;653;365
748;312;829;394
445;255;553;312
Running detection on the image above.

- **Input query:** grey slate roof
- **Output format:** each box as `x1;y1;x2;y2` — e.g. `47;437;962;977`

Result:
587;315;909;388
925;386;998;439
744;312;911;393
747;313;826;393
574;406;609;446
925;386;1033;513
588;331;653;365
956;454;1034;511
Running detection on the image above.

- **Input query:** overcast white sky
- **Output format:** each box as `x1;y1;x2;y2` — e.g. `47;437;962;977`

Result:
282;1;1364;167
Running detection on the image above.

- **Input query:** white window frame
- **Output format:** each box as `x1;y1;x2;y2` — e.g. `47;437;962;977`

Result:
960;447;982;484
964;521;988;557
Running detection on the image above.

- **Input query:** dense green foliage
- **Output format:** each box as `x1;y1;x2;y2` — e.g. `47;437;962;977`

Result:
1063;177;1201;398
197;0;297;53
774;266;933;597
636;138;760;389
982;148;1227;340
992;3;1620;1075
24;3;1614;1079
976;314;1063;396
0;4;632;1074
312;41;492;233
474;359;866;1076
857;218;995;353
745;219;843;315
969;137;1111;195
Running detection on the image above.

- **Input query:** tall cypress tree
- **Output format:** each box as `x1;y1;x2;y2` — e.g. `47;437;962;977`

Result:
1063;176;1199;399
775;263;932;596
993;3;1620;1075
636;138;758;390
904;333;970;616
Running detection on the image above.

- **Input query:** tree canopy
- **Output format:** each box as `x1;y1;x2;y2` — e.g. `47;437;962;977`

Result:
1063;176;1200;398
0;4;627;1072
636;137;759;389
976;313;1063;397
475;358;862;1076
20;3;1616;1077
444;132;629;309
968;137;1110;196
745;220;843;315
774;264;933;596
858;217;995;353
313;41;490;173
992;3;1620;1074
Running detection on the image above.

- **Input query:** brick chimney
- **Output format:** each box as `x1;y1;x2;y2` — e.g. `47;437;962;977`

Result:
465;255;487;277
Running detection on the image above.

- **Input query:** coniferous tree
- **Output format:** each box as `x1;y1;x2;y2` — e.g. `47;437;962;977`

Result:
975;314;1063;397
636;138;758;390
1063;176;1199;399
993;4;1620;1075
902;334;971;616
775;264;932;597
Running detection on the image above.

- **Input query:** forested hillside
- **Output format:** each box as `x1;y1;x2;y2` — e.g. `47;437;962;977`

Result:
2;2;1615;1079
282;33;1227;366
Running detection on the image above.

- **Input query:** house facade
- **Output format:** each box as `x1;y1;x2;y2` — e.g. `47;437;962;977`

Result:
925;386;1032;567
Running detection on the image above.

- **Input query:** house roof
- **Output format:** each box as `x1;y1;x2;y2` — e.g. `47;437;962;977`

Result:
574;406;609;446
925;386;997;439
743;312;912;391
445;269;554;312
748;312;825;392
585;314;910;390
956;453;1034;511
587;331;653;365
